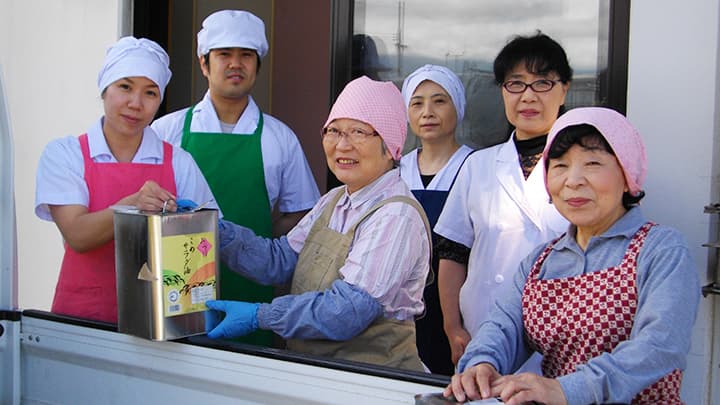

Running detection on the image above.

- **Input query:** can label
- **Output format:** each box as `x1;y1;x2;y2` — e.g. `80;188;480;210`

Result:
161;231;217;317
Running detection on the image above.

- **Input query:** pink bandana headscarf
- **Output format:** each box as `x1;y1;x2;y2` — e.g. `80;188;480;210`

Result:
323;76;407;160
543;107;647;197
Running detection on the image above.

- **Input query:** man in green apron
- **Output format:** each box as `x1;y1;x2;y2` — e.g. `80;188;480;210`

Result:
151;10;320;347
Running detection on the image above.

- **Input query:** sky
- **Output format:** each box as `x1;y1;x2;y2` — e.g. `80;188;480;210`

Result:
354;0;602;78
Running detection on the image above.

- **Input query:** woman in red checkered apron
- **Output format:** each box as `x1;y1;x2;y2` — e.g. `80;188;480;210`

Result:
443;107;700;405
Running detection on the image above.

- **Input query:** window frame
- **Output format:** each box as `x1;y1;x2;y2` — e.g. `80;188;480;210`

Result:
330;1;631;186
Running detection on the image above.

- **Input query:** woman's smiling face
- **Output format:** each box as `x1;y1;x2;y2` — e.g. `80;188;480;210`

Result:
102;76;161;139
547;142;628;238
323;118;394;194
502;64;568;140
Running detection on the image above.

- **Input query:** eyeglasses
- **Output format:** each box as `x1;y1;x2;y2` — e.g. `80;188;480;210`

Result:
502;79;562;94
322;126;378;145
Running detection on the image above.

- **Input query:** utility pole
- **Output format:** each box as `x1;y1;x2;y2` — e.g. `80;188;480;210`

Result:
394;0;407;77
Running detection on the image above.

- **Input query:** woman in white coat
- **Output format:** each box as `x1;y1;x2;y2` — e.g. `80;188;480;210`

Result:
434;32;572;366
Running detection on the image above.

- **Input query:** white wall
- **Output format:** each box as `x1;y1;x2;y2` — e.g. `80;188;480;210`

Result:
627;1;719;404
0;0;121;311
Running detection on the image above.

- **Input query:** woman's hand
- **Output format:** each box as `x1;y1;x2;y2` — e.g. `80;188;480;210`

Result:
492;372;567;405
446;324;471;365
122;180;176;212
443;363;501;402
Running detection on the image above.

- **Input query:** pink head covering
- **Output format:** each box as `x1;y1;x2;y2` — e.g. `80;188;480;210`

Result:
543;107;647;197
323;76;407;160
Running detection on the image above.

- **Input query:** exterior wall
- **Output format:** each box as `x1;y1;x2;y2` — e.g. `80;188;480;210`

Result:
0;0;122;311
627;1;719;404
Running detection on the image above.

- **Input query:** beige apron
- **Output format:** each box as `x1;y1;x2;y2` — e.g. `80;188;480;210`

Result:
287;189;431;371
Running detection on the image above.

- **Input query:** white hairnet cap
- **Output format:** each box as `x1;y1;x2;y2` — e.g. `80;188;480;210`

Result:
97;36;172;101
401;64;466;123
197;10;268;58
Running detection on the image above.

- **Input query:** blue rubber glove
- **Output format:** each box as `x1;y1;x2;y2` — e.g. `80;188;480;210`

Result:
176;199;198;212
204;300;260;339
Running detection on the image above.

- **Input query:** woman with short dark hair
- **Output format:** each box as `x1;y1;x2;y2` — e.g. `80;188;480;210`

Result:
434;32;573;367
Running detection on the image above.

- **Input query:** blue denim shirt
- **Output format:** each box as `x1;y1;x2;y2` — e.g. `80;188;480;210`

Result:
458;207;700;405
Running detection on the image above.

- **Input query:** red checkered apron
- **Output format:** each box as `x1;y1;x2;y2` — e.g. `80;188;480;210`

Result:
522;223;683;404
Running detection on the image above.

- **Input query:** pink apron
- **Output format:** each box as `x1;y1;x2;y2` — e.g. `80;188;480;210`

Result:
51;134;177;323
522;223;683;404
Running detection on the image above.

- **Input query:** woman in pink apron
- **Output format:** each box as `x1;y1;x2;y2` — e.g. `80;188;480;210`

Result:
35;37;216;323
444;107;700;404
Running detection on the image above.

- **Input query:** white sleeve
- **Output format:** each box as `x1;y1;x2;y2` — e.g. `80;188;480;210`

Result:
171;146;222;217
34;137;88;221
273;121;320;213
151;108;189;147
433;159;476;248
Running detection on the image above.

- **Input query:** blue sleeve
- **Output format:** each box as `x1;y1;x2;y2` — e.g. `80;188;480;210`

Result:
218;219;298;285
256;279;383;340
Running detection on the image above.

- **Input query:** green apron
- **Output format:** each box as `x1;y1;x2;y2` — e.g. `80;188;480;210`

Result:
181;106;274;346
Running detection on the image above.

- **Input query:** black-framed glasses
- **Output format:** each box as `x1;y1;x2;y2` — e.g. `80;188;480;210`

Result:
502;79;562;94
322;126;378;145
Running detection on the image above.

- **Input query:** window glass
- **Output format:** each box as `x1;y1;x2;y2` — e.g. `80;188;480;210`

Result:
353;0;608;149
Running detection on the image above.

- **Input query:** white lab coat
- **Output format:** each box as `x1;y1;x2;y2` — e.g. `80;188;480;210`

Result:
434;136;568;337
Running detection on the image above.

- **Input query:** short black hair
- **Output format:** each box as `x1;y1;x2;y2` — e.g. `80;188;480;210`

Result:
493;31;573;85
546;124;644;209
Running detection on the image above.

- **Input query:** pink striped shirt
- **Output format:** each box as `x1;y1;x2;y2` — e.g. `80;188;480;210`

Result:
287;169;431;320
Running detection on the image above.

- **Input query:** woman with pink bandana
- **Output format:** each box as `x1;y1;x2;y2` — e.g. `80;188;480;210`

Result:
444;108;700;404
205;76;432;371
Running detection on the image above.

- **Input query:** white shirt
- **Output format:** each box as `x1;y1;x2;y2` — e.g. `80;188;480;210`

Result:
434;136;568;336
399;145;474;191
151;93;320;213
35;118;219;221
